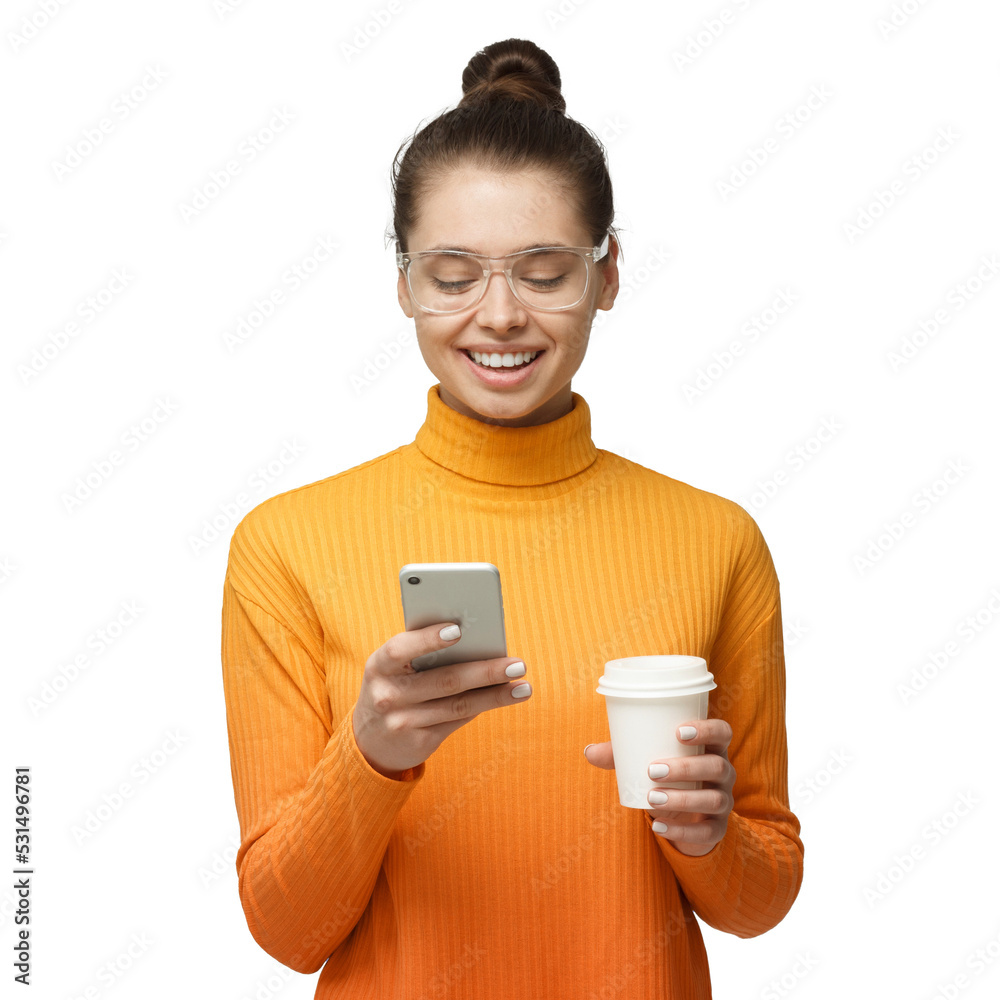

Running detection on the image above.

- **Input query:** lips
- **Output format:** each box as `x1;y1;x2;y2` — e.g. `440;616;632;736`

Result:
460;348;545;369
458;347;544;385
459;347;546;356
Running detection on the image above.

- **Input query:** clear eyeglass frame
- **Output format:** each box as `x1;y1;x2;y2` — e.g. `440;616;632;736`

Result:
396;232;611;314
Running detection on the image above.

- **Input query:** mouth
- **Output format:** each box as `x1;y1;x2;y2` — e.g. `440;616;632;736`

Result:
457;347;545;386
460;348;544;371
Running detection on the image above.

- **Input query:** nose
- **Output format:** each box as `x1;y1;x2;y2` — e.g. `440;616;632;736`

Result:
473;266;528;332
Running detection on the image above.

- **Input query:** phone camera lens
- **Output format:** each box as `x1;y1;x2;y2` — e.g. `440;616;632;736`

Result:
406;576;420;585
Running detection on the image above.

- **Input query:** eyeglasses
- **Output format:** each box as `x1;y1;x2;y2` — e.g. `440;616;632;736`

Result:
396;233;611;314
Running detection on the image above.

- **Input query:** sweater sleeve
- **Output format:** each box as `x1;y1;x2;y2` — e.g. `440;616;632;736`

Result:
647;508;803;938
220;574;425;973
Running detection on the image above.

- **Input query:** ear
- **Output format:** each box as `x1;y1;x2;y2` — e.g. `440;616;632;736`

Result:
595;235;620;312
397;267;415;319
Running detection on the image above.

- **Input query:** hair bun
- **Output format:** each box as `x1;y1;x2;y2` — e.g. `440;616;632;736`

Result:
460;38;566;113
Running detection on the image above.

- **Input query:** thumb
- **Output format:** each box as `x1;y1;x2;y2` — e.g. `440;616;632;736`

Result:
583;741;615;770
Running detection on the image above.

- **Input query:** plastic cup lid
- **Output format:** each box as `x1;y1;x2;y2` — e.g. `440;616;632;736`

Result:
596;655;716;697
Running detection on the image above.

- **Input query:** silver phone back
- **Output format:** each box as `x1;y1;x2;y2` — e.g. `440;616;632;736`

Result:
399;562;506;670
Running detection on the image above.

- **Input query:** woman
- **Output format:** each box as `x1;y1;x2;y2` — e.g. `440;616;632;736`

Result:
221;37;803;999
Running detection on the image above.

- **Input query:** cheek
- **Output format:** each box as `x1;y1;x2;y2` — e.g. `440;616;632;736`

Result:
415;318;464;357
552;318;591;356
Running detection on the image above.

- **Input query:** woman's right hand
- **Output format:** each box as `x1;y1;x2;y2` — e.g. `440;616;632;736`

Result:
352;623;532;779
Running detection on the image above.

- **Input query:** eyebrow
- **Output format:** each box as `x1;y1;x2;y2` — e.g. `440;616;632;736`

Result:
423;241;573;254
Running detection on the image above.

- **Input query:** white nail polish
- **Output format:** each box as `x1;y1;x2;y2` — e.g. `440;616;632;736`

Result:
439;624;461;640
678;726;697;741
649;763;669;779
648;790;669;806
505;661;526;678
651;820;668;836
511;683;531;699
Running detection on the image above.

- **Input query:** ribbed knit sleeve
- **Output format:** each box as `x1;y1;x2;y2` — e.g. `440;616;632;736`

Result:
646;508;803;937
221;568;425;973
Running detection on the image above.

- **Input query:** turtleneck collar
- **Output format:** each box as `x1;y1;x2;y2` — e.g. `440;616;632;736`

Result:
411;383;599;487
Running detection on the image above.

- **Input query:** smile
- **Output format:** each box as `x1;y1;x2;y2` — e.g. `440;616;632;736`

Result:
463;349;542;369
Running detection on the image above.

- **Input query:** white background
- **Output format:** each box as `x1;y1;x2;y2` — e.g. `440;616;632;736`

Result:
3;1;999;997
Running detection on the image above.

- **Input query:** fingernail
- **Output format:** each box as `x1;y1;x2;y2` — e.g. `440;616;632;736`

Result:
505;661;526;678
584;744;594;757
648;790;669;806
511;683;531;699
651;821;668;836
439;624;461;640
678;726;697;740
649;763;670;779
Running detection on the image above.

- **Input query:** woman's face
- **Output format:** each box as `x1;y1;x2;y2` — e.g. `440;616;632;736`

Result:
397;164;619;426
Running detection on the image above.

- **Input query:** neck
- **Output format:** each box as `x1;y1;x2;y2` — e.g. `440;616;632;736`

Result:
437;383;574;427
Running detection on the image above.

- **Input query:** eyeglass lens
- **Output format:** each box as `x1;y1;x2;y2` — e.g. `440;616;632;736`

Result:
407;250;589;312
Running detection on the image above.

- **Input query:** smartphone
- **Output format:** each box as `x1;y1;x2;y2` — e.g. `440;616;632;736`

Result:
399;562;507;671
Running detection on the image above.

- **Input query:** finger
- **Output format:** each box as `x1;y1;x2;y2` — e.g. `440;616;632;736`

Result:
646;752;733;787
644;785;731;817
583;741;614;769
370;622;465;676
404;649;529;708
644;805;708;827
406;674;532;729
675;718;733;758
647;814;724;850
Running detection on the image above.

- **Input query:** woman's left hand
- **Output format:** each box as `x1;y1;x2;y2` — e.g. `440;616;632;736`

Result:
584;719;736;857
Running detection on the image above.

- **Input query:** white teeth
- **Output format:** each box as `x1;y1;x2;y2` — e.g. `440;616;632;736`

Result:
469;350;540;368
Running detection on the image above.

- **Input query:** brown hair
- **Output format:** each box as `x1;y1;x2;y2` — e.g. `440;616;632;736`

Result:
388;37;619;259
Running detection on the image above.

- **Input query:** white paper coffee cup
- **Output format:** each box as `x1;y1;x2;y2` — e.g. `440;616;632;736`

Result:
597;655;717;809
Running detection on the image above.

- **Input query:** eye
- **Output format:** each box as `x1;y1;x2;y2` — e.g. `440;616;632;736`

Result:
414;254;481;294
430;277;477;292
515;251;577;291
522;273;568;289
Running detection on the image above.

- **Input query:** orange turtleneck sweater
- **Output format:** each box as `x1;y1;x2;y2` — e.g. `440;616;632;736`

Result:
220;383;803;999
